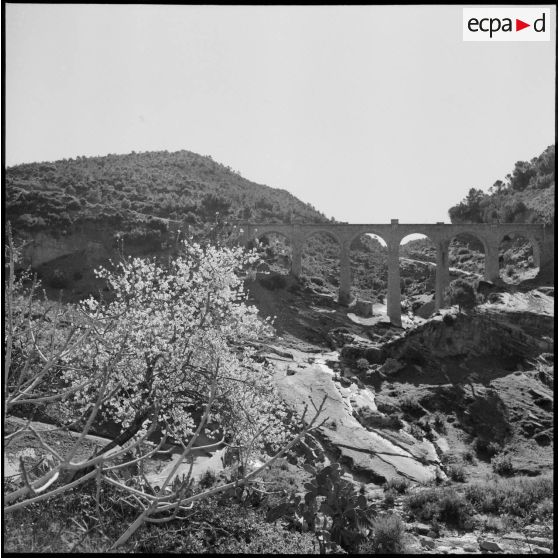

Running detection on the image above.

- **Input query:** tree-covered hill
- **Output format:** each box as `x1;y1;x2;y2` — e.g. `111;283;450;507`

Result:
448;145;555;226
6;150;330;238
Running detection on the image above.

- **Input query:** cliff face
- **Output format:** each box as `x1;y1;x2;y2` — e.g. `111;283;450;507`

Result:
384;300;553;366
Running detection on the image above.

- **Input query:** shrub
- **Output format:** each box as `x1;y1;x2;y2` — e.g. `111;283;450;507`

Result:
363;513;406;554
473;438;501;458
384;488;397;507
436;490;473;528
432;412;447;434
408;423;424;439
465;476;553;519
356;357;369;371
448;463;467;482
267;463;374;554
445;278;477;312
384;477;410;495
535;498;553;519
198;468;217;490
484;516;505;533
406;488;473;528
491;453;514;476
400;395;423;415
462;450;476;464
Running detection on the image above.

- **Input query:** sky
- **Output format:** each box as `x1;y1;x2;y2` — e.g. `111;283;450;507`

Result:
4;4;556;224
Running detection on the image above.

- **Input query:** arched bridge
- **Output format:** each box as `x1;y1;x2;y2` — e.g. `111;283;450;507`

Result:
237;220;554;326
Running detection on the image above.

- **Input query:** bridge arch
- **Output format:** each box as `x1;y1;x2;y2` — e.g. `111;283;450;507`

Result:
302;228;343;247
498;231;540;284
347;229;389;249
300;230;341;291
346;232;389;307
252;230;294;275
237;221;551;324
446;232;487;280
399;233;437;318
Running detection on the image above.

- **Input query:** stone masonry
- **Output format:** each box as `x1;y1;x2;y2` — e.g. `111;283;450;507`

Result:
239;220;554;326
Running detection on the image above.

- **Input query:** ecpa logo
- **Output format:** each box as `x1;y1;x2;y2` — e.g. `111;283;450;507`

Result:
463;8;551;41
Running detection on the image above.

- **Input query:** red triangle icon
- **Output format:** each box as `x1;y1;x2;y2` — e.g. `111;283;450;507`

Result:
516;19;530;32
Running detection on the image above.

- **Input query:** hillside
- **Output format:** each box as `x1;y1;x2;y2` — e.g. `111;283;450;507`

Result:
6;149;330;239
448;144;555;226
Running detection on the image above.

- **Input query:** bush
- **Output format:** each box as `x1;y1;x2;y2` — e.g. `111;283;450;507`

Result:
408;423;424;439
432;412;447;434
491;453;514;476
448;463;467;482
465;476;553;519
384;477;410;495
436;490;473;528
462;450;476;464
406;488;473;528
356;357;369;371
535;498;553;519
363;513;406;554
473;438;501;458
445;278;477;312
400;395;424;415
198;468;217;490
383;488;397;507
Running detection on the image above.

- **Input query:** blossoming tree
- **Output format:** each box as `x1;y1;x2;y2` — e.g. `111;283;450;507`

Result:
4;236;326;547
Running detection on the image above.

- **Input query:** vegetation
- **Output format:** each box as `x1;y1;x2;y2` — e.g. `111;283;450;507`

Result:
445;278;478;312
3;477;317;553
384;477;410;495
490;453;514;477
464;476;552;520
6;150;329;239
405;487;473;529
448;145;555;226
4;230;326;549
362;513;406;554
267;462;375;553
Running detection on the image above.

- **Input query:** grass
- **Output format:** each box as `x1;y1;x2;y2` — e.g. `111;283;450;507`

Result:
383;488;397;507
400;394;424;414
384;477;410;494
448;463;467;482
3;474;318;553
464;475;552;520
491;453;514;476
405;487;473;529
360;513;406;554
405;475;553;531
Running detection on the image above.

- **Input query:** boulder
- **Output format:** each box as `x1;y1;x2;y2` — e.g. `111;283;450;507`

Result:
340;340;384;364
353;299;374;318
416;300;435;319
274;366;440;484
479;540;503;552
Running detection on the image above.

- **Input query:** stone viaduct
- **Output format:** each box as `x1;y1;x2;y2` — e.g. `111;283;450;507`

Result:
238;220;554;326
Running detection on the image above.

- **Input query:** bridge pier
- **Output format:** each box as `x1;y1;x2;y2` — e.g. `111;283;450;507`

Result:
435;240;450;310
484;242;500;283
241;221;553;323
338;244;352;305
386;242;402;326
291;241;302;278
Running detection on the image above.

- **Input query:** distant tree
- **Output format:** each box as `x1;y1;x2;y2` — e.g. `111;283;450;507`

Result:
445;278;477;312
